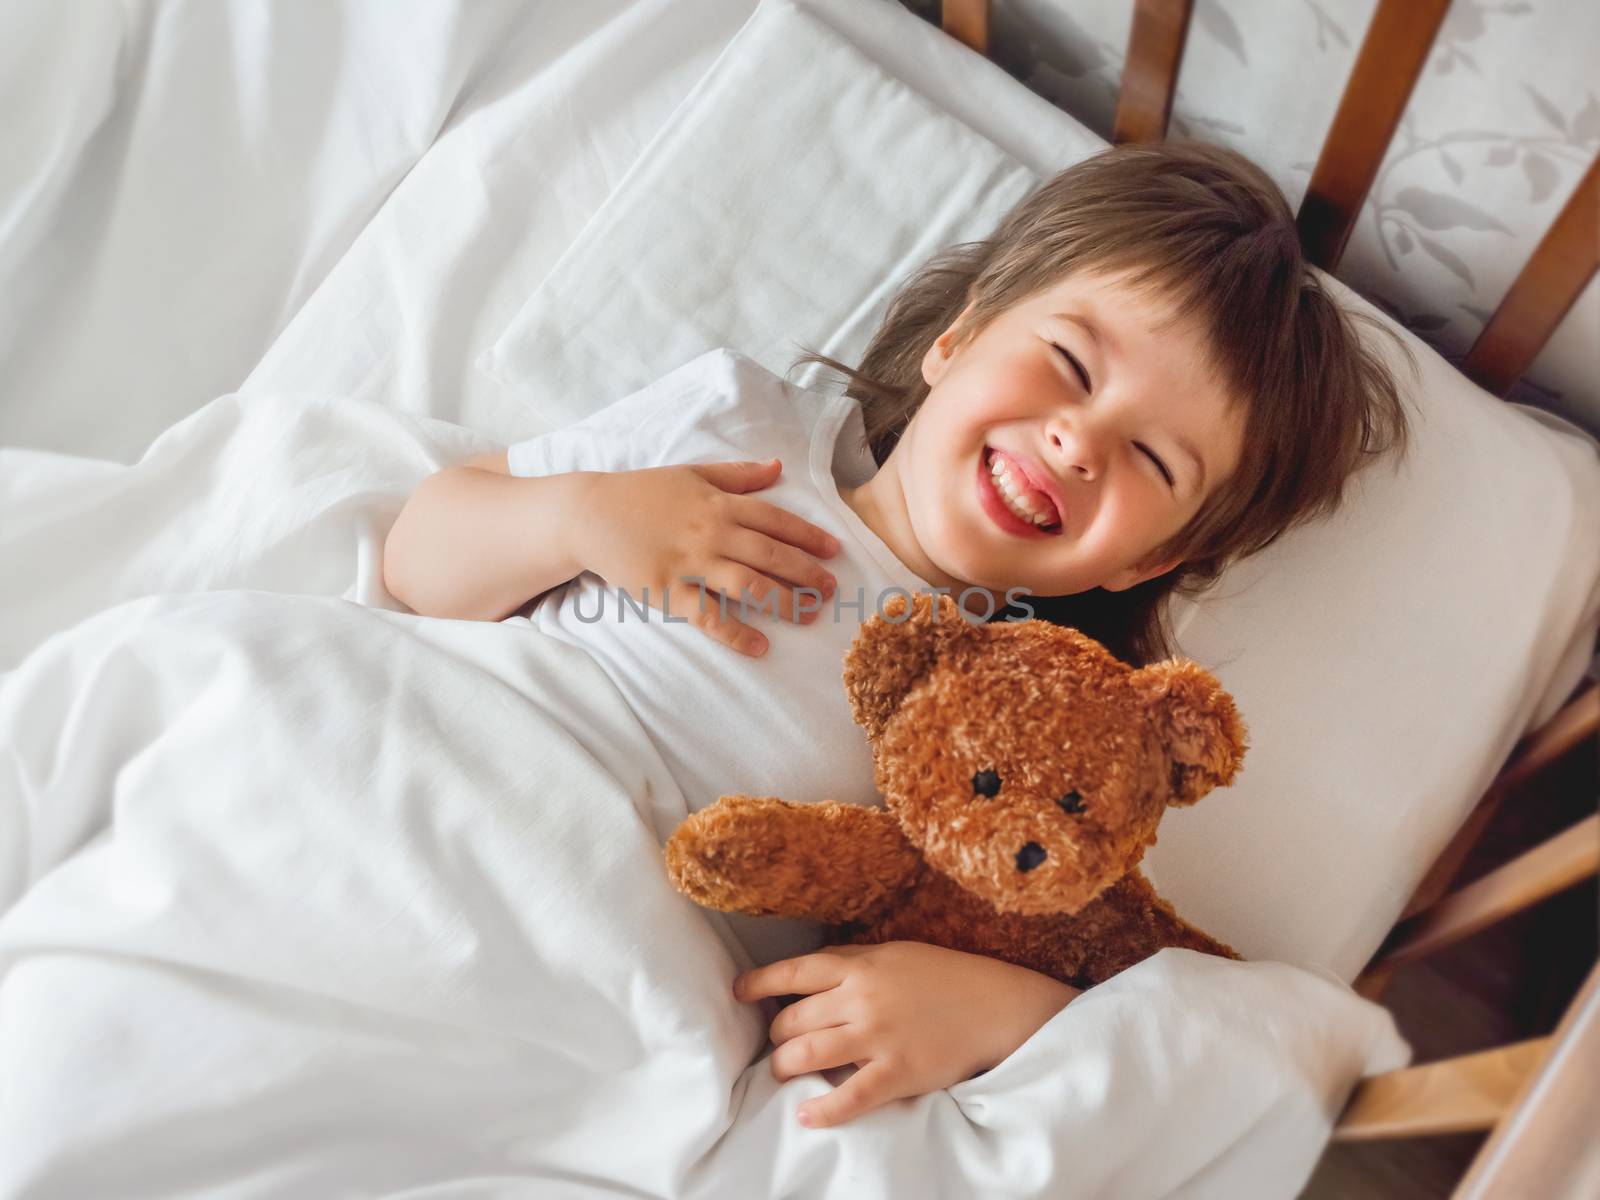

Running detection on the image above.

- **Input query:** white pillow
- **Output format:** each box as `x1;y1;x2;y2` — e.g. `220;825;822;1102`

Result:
480;1;1067;427
479;0;1600;981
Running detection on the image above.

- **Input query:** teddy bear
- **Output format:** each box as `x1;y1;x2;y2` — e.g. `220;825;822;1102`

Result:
663;591;1250;989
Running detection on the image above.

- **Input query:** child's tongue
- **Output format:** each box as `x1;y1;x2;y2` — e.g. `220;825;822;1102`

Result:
991;448;1060;526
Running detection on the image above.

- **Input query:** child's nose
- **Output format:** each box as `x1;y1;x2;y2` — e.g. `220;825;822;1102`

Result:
1046;421;1103;483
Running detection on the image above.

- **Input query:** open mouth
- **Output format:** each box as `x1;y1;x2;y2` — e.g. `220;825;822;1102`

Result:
979;446;1063;536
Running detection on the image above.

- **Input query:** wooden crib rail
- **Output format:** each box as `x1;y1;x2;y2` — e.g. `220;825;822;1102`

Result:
1112;0;1192;145
1333;818;1596;1146
1453;960;1600;1198
1462;154;1600;397
1332;1036;1553;1142
939;0;989;56
1334;959;1600;1190
940;0;1589;393
1373;813;1598;973
1334;683;1597;1154
1294;0;1451;271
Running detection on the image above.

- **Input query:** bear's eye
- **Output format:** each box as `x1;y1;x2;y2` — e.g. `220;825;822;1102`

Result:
1057;790;1087;815
971;769;1001;798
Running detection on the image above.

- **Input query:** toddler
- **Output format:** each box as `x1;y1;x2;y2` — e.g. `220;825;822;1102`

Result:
384;141;1414;1130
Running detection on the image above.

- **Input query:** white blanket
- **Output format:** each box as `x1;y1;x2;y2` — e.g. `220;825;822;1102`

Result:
0;392;1409;1198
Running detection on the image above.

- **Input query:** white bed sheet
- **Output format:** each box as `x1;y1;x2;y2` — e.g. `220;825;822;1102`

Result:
0;0;758;466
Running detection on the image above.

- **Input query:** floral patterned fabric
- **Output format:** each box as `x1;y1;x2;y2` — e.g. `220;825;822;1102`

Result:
899;0;1599;437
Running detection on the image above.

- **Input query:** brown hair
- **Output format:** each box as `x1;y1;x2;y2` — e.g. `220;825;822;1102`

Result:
788;140;1417;667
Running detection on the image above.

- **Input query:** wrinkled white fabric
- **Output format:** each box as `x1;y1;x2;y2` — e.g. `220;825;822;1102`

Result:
0;392;1409;1198
0;0;762;463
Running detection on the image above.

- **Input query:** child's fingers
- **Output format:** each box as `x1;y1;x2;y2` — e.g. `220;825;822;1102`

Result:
768;1025;863;1084
767;989;849;1048
690;561;823;629
733;495;842;561
734;951;852;1000
688;458;783;494
666;578;770;657
719;531;835;618
795;1058;901;1129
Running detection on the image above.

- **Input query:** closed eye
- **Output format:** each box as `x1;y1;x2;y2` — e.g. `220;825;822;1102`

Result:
1053;341;1174;489
1137;443;1175;487
1050;343;1092;393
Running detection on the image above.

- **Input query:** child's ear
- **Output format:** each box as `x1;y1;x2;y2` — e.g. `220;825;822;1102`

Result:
921;302;976;388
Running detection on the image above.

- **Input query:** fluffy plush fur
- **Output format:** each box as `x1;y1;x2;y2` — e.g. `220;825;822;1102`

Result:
664;592;1249;988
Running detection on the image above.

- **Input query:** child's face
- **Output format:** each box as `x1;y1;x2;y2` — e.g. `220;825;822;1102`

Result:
892;267;1246;600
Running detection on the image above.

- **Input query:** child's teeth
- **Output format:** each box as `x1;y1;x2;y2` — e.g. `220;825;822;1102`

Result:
989;451;1058;527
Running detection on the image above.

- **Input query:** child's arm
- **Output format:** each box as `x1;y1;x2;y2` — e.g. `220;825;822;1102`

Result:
734;941;1079;1129
383;451;843;647
383;450;592;622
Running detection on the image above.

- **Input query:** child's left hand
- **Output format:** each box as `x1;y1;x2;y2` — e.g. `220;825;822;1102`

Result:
732;940;1080;1129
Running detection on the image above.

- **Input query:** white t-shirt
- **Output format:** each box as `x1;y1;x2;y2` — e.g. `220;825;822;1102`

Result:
505;348;942;963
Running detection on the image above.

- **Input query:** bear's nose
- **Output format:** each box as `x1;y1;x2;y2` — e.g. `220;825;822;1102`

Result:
1015;842;1047;872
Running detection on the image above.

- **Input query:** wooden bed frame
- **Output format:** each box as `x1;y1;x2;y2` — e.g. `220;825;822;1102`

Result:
939;1;1600;1192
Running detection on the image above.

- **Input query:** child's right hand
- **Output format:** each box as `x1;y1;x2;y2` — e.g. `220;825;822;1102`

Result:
578;458;841;657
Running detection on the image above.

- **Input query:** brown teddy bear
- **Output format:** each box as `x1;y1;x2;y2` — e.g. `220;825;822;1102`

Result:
664;592;1250;989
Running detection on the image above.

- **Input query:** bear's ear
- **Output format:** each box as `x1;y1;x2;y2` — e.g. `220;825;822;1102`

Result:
843;592;976;741
1130;659;1249;806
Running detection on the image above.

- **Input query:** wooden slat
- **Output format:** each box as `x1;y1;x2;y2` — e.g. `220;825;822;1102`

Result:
1375;814;1599;971
1492;683;1600;796
1112;0;1193;145
1295;0;1450;270
1351;957;1396;1003
940;0;990;56
1456;962;1600;1198
1463;155;1600;397
1332;1036;1552;1142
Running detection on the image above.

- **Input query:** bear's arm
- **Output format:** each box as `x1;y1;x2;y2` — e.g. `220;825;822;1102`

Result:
664;795;923;924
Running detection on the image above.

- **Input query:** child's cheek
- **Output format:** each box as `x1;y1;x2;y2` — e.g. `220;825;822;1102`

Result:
964;360;1056;428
